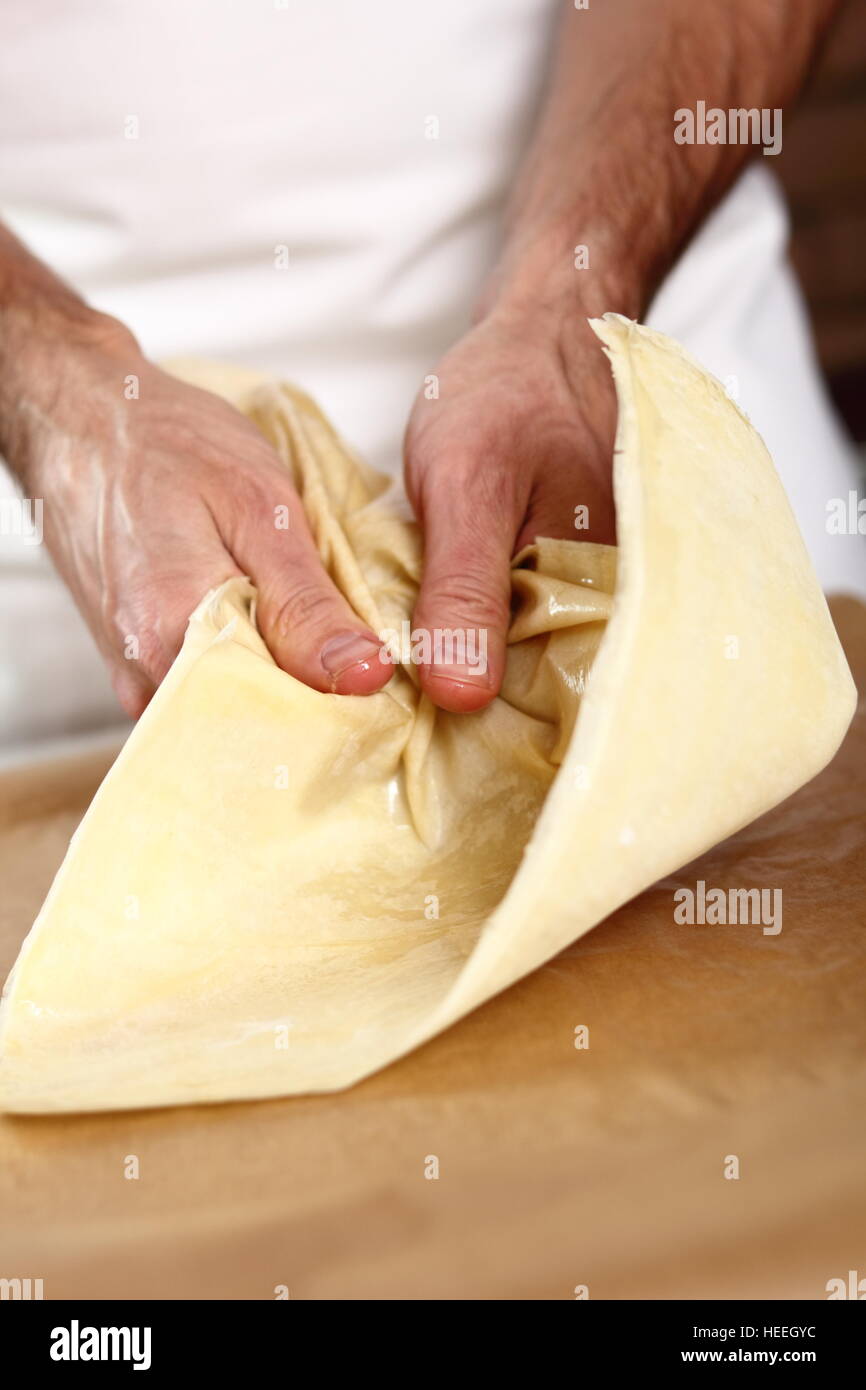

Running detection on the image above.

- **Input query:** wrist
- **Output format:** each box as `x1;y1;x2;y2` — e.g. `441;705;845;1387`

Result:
475;212;647;329
0;298;142;483
472;221;648;404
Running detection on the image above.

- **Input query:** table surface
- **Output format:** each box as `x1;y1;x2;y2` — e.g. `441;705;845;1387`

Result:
1;599;864;1300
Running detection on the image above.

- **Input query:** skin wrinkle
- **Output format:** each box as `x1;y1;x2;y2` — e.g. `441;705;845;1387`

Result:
2;319;854;1114
0;0;843;718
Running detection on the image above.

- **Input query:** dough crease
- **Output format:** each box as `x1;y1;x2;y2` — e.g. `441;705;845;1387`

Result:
0;316;855;1112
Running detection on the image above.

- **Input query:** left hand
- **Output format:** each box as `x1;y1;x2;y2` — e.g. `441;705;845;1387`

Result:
404;306;617;713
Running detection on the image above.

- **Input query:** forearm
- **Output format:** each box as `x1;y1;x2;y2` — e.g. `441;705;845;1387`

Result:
0;222;136;482
482;0;839;327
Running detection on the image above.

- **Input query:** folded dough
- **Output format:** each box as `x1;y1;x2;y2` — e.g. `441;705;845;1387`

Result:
0;316;855;1113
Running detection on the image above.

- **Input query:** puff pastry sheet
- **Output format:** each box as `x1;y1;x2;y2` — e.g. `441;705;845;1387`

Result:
0;316;855;1112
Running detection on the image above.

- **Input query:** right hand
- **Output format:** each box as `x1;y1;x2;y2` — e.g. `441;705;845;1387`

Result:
6;318;391;717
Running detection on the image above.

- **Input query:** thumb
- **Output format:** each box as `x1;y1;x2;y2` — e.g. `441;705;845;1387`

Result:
231;488;391;696
411;467;517;713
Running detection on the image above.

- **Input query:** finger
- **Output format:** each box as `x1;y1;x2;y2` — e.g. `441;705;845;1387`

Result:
411;464;518;713
228;486;391;696
104;540;243;693
109;660;155;721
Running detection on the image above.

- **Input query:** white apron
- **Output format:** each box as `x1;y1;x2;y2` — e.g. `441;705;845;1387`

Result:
1;0;863;748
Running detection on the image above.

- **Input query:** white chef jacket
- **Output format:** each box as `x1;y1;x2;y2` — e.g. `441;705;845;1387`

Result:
0;0;863;749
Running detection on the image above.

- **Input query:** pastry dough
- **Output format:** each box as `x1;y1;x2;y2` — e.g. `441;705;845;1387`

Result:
0;316;855;1112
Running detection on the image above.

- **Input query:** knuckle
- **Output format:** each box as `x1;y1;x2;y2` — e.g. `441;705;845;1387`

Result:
109;666;151;720
103;587;179;685
422;448;523;521
129;627;173;684
214;462;296;540
219;478;274;538
423;568;509;626
268;579;338;640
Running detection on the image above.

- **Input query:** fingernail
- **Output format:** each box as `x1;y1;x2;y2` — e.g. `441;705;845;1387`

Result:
428;661;492;688
320;632;384;691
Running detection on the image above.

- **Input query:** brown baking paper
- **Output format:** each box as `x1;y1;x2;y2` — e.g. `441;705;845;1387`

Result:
0;599;863;1300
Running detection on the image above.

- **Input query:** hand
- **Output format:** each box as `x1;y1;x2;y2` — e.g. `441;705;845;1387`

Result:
9;320;392;717
404;306;617;713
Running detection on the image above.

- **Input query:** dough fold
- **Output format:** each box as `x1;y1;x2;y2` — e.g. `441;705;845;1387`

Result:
0;316;855;1112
